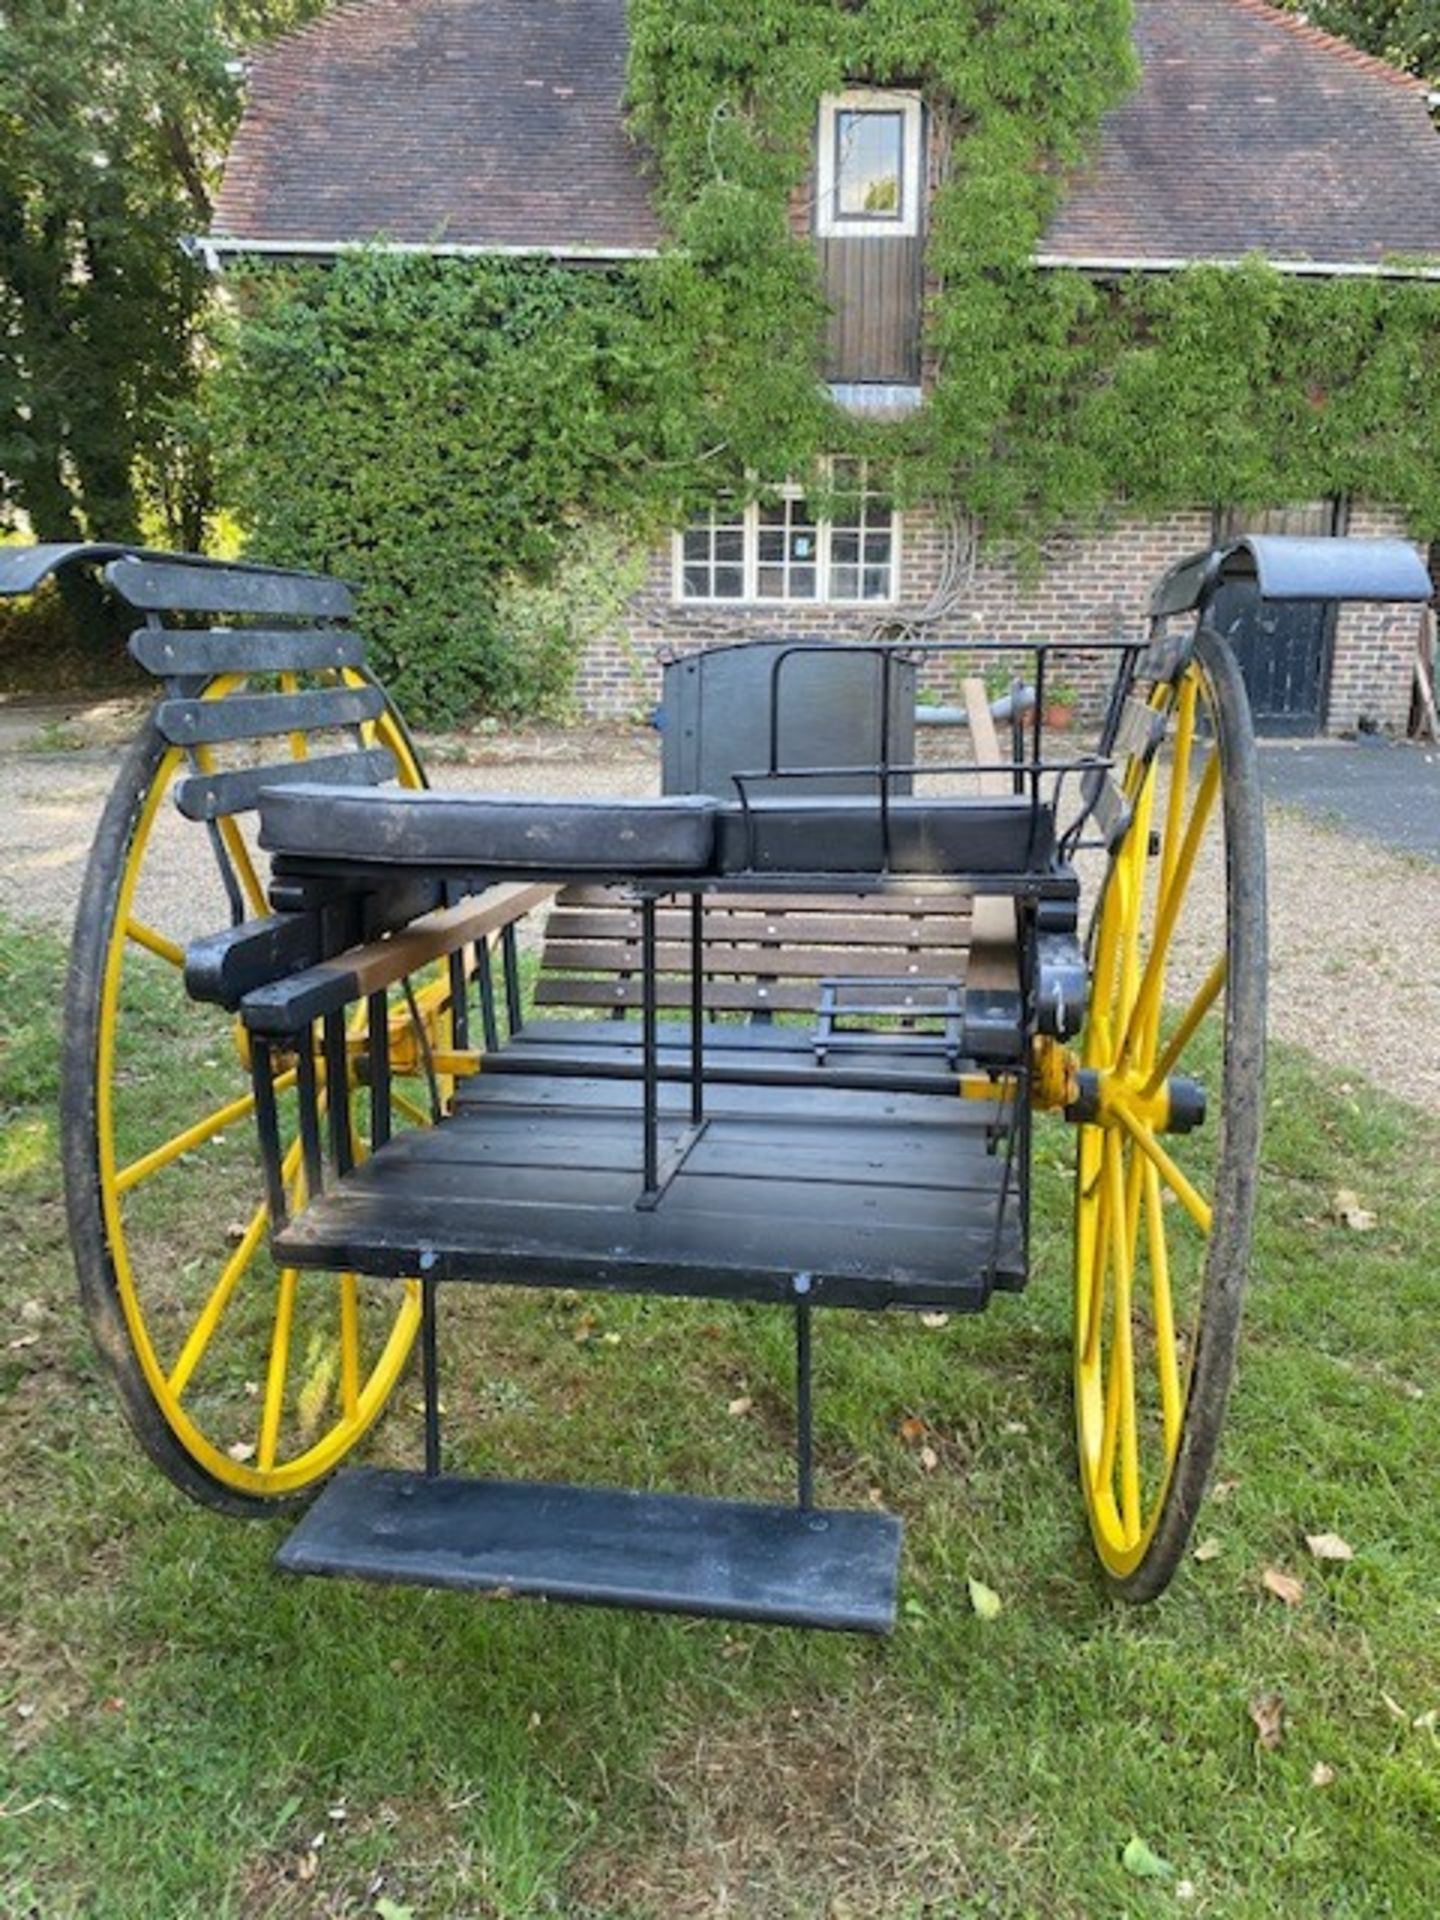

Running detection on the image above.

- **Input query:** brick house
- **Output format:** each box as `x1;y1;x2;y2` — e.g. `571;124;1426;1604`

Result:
208;0;1440;736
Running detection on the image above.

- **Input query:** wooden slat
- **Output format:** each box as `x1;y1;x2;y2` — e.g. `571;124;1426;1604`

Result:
536;978;829;1015
174;746;396;821
543;908;971;946
130;626;366;677
960;679;1019;988
541;940;965;980
158;684;384;748
108;555;353;619
557;884;975;915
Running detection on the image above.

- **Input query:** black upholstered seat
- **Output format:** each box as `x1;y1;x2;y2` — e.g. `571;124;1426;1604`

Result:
714;794;1051;875
258;783;1054;881
259;786;719;875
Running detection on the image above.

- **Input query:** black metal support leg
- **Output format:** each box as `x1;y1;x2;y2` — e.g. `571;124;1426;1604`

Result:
448;948;470;1050
795;1284;814;1512
421;1271;441;1478
323;1009;352;1175
689;890;704;1128
477;939;499;1053
368;990;391;1148
250;1037;288;1229
296;1027;324;1197
501;922;522;1038
641;895;659;1198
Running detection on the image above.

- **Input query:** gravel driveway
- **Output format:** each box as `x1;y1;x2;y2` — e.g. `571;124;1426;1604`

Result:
3;698;1437;1113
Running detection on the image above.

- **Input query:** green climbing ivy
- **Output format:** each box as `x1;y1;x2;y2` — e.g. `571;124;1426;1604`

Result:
215;0;1440;721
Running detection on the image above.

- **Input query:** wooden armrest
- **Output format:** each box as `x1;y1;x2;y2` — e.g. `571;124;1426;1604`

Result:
240;882;555;1034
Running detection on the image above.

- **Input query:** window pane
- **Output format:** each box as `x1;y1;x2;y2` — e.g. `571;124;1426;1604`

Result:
715;565;744;598
715;529;744;564
790;566;817;599
864;531;891;565
862;566;889;599
836;111;903;218
789;528;817;563
831;564;859;601
756;565;784;599
757;529;785;565
831;531;860;566
682;530;710;563
683;566;711;599
758;501;787;526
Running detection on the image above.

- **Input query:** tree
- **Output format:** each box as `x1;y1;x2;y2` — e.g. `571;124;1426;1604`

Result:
1282;2;1440;83
0;0;321;641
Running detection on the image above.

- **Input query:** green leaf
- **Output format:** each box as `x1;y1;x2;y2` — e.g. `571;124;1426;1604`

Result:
375;1899;415;1920
1122;1836;1176;1882
967;1576;1003;1620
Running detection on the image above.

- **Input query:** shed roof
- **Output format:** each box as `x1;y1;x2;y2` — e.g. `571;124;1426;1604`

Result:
209;0;1440;271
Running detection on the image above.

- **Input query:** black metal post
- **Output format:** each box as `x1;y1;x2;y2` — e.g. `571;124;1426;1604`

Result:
421;1271;441;1478
368;990;391;1148
250;1037;288;1229
448;948;470;1050
477;938;499;1052
689;891;704;1127
641;894;659;1198
501;922;522;1037
323;1010;352;1175
296;1027;324;1197
795;1285;814;1511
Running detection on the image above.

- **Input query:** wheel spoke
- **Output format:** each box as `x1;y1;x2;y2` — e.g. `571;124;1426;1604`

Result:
1117;749;1219;1069
126;917;184;968
1113;1105;1213;1237
114;1068;298;1194
339;1273;361;1420
1142;956;1227;1100
258;1268;300;1471
1145;1160;1184;1455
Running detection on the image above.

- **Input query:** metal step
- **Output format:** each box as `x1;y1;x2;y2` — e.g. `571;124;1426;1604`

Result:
277;1468;903;1633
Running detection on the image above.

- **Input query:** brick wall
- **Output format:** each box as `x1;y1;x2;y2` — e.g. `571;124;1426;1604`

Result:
571;501;1426;737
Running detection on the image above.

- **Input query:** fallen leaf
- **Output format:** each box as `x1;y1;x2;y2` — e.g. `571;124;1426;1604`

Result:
1311;1761;1335;1788
1002;1419;1028;1435
918;1444;939;1473
919;1312;949;1330
967;1576;1002;1620
227;1440;257;1463
1305;1531;1354;1563
1382;1692;1409;1722
7;1333;39;1351
1212;1478;1240;1502
600;1331;622;1347
1176;1880;1196;1903
1121;1836;1175;1882
898;1415;928;1445
15;1703;35;1720
1263;1566;1304;1607
1332;1189;1377;1232
727;1396;753;1418
18;1299;45;1326
296;1852;318;1883
1249;1693;1286;1750
1192;1536;1223;1563
375;1901;414;1920
1413;1708;1439;1733
224;1220;247;1246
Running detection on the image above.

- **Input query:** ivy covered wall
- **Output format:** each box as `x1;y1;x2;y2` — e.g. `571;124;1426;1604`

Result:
214;0;1440;722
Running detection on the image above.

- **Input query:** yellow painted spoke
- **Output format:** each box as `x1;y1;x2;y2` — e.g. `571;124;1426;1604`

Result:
392;1088;433;1128
218;815;269;919
1096;1135;1132;1508
126;917;184;968
339;1273;361;1420
258;1268;300;1472
1145;1160;1184;1455
1114;1105;1213;1237
115;1068;297;1194
1142;956;1227;1100
280;671;309;762
1160;672;1198;906
1117;751;1219;1070
1082;1139;1109;1367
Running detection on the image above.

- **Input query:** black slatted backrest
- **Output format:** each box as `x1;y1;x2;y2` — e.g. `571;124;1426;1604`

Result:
108;552;398;818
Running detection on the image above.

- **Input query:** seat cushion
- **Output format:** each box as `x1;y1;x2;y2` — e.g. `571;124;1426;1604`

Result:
258;786;718;876
715;794;1053;875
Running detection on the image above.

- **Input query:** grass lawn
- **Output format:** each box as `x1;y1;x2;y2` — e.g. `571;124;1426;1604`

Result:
2;912;1438;1919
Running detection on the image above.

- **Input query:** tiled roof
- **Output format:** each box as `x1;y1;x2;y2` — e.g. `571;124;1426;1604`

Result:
212;0;662;255
212;0;1440;269
1044;0;1440;266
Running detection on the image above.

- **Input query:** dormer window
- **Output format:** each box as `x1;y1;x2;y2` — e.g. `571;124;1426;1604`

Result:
817;89;923;239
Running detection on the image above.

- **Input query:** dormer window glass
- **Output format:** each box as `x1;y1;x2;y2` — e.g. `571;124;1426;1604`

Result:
817;89;922;239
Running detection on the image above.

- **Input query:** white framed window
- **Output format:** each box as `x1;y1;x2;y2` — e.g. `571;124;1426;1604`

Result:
674;462;900;606
816;88;923;239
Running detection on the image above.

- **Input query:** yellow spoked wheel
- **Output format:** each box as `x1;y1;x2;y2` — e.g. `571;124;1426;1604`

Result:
1075;627;1267;1600
63;675;436;1514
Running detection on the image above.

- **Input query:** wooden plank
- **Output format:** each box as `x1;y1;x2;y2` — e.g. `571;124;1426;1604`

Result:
543;908;971;946
541;939;965;980
129;626;366;677
535;978;826;1015
557;884;975;915
174;746;396;821
108;555;353;619
961;678;1019;988
158;684;384;748
242;884;554;1033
